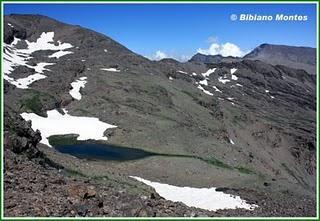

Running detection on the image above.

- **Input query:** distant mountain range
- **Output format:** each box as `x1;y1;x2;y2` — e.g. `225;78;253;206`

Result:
190;44;316;75
189;53;240;64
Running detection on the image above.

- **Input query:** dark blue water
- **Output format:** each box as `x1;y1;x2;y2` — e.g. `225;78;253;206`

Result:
54;143;156;161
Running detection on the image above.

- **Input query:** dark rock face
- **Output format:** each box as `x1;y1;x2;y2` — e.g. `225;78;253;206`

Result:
243;43;316;75
4;105;63;169
189;53;240;64
3;14;316;217
4;106;41;155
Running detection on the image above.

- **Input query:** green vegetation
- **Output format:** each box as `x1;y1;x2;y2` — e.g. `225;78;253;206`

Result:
158;153;254;174
23;93;43;115
73;108;90;115
200;156;233;169
65;168;110;181
48;134;79;146
235;166;255;174
64;168;88;177
20;89;56;116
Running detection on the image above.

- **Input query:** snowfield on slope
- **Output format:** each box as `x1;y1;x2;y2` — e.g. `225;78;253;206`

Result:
202;68;216;77
195;68;217;95
20;109;117;147
218;77;231;84
212;86;222;93
4;73;48;89
199;79;208;86
231;68;238;80
69;77;87;100
130;176;258;211
4;32;73;89
197;85;213;96
230;68;237;75
49;50;73;59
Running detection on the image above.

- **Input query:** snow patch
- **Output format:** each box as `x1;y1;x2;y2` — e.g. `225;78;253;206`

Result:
8;23;14;28
218;77;231;84
49;51;73;59
104;49;108;53
21;32;73;54
197;85;213;96
230;68;237;75
192;72;197;76
265;90;269;93
11;37;20;46
101;68;120;72
201;68;216;77
236;83;243;87
4;45;31;74
177;70;188;74
130;176;257;211
199;79;208;86
169;76;173;80
69;77;87;100
4;44;54;88
4;73;47;89
4;32;73;88
33;62;55;73
212;86;222;93
229;68;238;81
231;74;238;81
20;109;117;147
230;138;235;145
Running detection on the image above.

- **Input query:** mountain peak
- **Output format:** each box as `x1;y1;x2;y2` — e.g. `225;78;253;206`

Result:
244;43;316;74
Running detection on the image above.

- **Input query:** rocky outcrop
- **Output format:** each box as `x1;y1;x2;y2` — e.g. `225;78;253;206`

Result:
4;105;62;169
189;53;240;64
4;106;41;156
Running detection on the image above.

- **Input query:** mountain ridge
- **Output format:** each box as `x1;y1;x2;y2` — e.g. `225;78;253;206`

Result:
189;43;316;75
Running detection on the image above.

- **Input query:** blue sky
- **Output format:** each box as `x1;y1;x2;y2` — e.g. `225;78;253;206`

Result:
4;3;317;61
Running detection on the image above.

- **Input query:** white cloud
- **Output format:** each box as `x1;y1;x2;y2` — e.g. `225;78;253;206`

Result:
179;54;191;62
154;50;168;60
198;42;244;57
146;50;191;62
145;50;168;61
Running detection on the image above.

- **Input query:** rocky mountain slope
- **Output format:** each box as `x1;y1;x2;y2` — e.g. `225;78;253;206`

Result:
243;43;316;75
189;53;239;64
3;14;317;217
